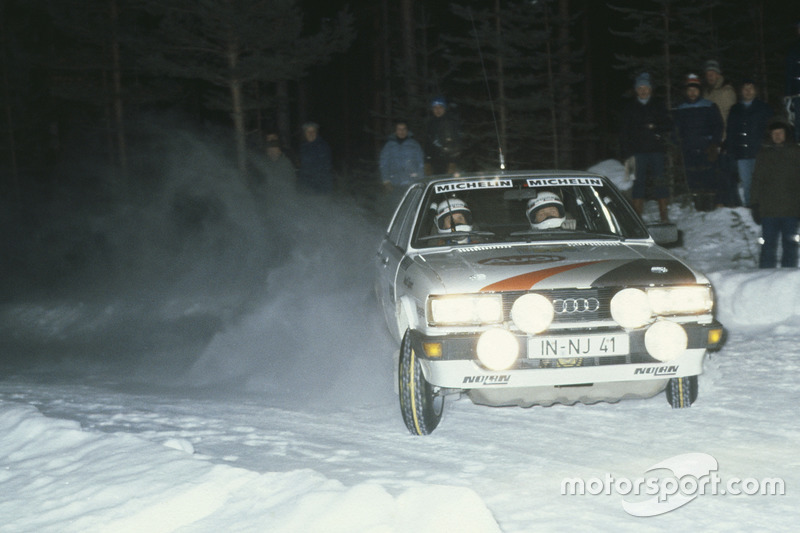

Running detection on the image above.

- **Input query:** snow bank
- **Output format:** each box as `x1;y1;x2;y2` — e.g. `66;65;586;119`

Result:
710;269;800;332
0;401;500;532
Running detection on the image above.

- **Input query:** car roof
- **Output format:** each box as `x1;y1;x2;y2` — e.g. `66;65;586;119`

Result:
418;170;610;187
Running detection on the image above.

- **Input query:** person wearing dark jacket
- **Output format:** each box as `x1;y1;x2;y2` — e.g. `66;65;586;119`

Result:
298;122;333;193
673;73;725;210
785;21;800;141
750;118;800;268
725;80;772;206
424;96;461;175
620;73;673;222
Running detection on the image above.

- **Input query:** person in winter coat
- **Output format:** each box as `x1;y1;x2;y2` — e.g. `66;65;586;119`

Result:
379;120;424;196
298;122;333;193
750;118;800;268
673;73;725;210
424;96;461;175
620;73;673;222
703;60;737;132
724;80;773;206
264;138;296;193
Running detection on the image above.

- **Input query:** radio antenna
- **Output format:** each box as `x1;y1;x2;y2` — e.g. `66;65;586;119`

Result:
469;7;505;170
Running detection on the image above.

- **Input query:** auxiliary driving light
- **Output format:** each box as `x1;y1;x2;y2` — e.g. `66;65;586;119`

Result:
476;328;519;371
644;320;688;362
511;293;554;334
610;288;651;329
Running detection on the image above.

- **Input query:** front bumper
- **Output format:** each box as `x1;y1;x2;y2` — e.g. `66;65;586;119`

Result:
408;320;724;390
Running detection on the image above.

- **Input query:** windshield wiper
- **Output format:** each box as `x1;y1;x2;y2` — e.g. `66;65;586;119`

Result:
417;230;496;242
509;229;623;241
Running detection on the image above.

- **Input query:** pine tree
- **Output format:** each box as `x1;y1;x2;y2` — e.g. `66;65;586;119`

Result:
142;0;353;176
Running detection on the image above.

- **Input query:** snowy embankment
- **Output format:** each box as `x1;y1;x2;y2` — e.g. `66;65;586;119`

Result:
0;402;498;532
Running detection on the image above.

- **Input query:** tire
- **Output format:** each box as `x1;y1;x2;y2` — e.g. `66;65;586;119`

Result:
666;376;698;408
398;330;444;435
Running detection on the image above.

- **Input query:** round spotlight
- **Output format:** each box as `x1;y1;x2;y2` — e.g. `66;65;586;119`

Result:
610;288;651;329
644;320;688;361
476;328;519;371
511;293;554;334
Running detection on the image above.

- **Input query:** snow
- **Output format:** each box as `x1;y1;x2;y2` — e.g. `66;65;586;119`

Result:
1;155;798;532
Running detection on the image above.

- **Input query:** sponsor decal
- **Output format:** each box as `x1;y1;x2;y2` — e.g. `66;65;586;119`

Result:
634;365;679;376
478;254;565;266
434;179;513;193
462;374;511;385
526;177;604;187
480;260;605;292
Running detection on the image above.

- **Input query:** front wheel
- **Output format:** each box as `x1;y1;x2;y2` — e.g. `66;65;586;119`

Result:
666;376;698;408
398;330;444;435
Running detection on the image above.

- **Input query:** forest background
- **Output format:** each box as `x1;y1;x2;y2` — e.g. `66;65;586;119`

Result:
1;0;798;202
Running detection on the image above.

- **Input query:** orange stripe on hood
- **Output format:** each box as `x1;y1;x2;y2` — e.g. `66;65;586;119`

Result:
480;261;605;292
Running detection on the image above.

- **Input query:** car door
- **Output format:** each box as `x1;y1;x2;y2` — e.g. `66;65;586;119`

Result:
375;185;424;339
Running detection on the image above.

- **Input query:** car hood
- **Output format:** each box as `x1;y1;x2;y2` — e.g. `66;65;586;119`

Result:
413;241;707;293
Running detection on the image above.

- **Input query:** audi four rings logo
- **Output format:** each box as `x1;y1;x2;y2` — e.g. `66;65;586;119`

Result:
553;297;600;313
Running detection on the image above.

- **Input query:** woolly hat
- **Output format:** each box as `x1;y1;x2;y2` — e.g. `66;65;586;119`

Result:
431;96;447;108
634;73;651;89
685;73;702;88
703;60;721;74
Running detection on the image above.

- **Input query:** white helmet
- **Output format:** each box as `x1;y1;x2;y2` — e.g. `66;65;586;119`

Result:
435;197;473;233
527;192;566;229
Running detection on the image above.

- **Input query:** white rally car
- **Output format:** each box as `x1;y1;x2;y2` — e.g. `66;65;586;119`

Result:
374;171;725;435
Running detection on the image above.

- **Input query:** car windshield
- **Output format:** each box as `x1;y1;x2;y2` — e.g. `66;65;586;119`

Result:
411;175;649;248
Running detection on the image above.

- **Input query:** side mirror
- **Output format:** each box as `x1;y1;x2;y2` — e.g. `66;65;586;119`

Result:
647;222;680;247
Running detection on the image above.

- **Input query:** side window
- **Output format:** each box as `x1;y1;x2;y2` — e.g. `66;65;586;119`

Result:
388;186;423;249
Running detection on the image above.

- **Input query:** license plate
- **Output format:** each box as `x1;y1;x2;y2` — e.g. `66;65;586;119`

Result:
528;333;629;358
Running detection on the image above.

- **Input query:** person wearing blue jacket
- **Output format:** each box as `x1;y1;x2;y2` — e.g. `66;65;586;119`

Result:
724;80;773;207
379;120;424;194
673;74;725;210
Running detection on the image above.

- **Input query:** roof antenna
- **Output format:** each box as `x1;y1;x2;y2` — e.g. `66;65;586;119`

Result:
470;7;505;171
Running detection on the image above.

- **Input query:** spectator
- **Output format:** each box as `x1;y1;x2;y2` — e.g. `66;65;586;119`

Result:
424;96;461;175
703;60;737;133
750;118;800;268
673;73;725;211
379;120;424;209
620;73;673;222
724;79;772;206
264;137;296;193
786;21;800;141
297;122;333;193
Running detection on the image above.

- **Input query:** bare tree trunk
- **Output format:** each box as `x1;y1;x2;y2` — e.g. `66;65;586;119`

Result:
109;0;127;182
401;0;418;104
494;0;507;167
543;5;558;168
0;13;20;203
226;38;247;178
662;3;673;110
276;80;291;146
556;0;573;169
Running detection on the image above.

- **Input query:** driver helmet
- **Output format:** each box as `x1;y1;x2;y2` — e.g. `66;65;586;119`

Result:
435;197;472;233
527;191;566;229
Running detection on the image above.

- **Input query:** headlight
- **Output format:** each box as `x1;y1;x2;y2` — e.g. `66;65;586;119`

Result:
428;294;504;326
644;320;688;361
511;293;554;334
476;328;519;370
610;288;651;329
647;286;713;315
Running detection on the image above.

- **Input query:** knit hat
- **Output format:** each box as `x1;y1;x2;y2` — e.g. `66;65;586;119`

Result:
634;73;651;89
703;60;721;74
685;73;702;89
431;96;447;108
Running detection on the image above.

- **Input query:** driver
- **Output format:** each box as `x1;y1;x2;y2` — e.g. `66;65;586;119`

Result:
526;191;575;229
435;197;473;233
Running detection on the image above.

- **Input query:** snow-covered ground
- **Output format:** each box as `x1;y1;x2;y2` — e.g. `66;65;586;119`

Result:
1;156;798;532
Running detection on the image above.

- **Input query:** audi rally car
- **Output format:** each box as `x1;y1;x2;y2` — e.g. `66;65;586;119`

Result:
374;171;724;435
